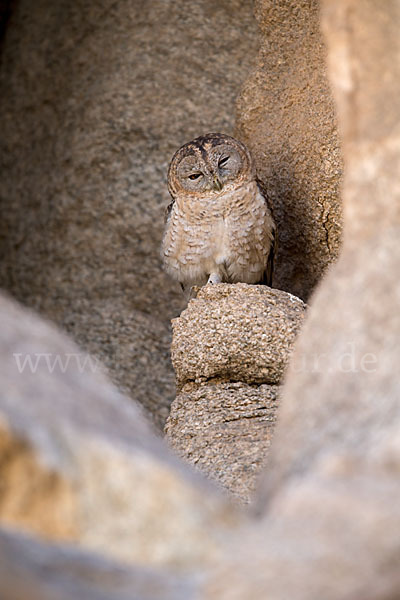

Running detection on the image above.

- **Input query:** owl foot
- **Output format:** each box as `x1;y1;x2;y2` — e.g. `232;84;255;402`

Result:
189;286;200;299
207;273;222;284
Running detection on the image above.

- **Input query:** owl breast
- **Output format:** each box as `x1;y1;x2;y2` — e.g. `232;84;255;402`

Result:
162;180;275;288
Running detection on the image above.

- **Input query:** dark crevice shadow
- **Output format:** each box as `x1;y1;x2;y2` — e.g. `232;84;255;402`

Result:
0;0;16;54
258;147;317;302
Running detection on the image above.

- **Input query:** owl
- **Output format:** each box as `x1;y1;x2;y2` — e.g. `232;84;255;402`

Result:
161;133;276;290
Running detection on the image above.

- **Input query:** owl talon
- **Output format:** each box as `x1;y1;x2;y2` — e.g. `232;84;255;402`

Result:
207;273;222;284
189;286;200;299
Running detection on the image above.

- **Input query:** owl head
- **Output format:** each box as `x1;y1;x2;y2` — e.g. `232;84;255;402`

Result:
167;133;255;199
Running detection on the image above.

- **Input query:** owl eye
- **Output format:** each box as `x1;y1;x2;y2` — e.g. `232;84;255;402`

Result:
218;156;230;168
188;173;202;180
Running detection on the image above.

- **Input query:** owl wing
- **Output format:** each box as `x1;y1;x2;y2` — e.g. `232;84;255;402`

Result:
257;180;277;287
164;199;174;223
262;223;277;287
164;197;184;291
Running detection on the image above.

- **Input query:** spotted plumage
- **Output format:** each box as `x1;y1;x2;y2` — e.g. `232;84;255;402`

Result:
162;133;276;289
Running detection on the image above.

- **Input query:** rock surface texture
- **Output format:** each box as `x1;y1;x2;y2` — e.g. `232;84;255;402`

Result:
166;284;306;502
166;381;280;503
236;0;343;301
0;0;258;429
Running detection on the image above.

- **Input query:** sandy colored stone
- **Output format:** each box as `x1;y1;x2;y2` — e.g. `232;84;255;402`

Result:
204;1;400;599
0;0;258;428
0;527;198;600
172;283;306;388
205;465;400;600
0;292;239;570
257;0;400;506
166;382;278;504
168;283;304;504
236;0;343;301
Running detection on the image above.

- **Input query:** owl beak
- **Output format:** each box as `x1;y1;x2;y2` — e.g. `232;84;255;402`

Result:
213;176;223;192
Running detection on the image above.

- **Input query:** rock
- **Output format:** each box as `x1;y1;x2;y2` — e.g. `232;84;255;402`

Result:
0;527;198;600
171;283;306;388
205;465;400;600
236;0;343;301
0;291;238;569
166;382;279;504
167;283;305;503
0;0;258;428
257;0;400;508
63;299;175;428
204;1;400;598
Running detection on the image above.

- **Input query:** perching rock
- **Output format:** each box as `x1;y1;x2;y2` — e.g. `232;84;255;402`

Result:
236;0;343;301
171;284;306;388
0;0;258;429
0;291;238;569
167;283;306;502
166;382;278;504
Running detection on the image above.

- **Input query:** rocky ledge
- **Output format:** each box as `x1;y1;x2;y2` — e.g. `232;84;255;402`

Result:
166;283;306;503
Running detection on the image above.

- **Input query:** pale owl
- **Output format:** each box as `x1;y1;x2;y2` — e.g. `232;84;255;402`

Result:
162;133;276;290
